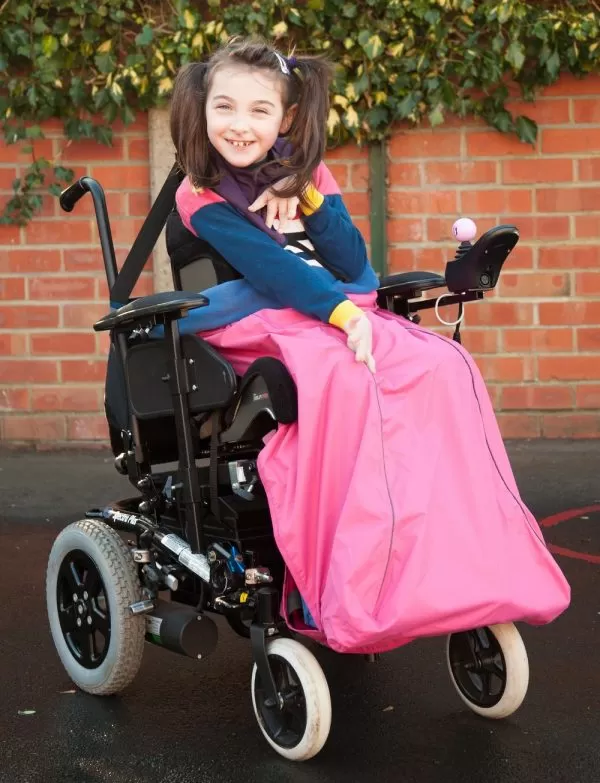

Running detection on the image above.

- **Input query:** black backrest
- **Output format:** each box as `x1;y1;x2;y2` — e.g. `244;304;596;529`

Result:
166;210;241;292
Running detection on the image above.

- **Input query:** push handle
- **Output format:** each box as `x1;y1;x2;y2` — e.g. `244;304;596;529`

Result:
59;179;88;213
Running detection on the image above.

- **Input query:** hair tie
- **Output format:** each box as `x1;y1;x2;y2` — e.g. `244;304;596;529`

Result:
286;55;298;71
274;51;298;76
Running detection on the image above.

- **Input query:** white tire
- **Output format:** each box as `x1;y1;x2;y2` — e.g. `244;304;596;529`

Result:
46;519;145;695
251;637;332;761
446;622;529;719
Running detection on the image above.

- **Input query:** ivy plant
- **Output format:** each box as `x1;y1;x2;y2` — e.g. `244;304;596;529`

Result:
1;0;599;224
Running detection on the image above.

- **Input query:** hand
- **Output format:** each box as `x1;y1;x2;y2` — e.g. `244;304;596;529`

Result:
343;313;376;373
248;176;299;233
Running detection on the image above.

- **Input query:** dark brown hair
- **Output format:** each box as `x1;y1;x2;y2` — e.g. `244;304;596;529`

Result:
170;37;333;202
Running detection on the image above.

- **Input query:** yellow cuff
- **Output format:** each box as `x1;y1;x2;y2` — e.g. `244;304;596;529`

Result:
328;300;363;330
300;184;325;216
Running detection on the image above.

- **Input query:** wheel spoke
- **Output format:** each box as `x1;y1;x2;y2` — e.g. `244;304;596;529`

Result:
83;566;101;598
91;603;109;637
66;560;84;593
58;604;78;634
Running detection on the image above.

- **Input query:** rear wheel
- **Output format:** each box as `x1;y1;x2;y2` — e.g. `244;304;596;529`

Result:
46;519;145;695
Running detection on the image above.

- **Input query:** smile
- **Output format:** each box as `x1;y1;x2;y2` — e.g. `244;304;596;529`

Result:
226;140;254;148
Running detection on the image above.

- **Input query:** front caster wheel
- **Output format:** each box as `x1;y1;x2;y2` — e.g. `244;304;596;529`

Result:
446;622;529;719
46;519;145;695
251;637;332;761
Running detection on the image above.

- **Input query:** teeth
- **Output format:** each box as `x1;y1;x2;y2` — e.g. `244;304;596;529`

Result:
229;141;252;148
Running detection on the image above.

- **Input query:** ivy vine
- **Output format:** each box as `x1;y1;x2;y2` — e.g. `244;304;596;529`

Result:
1;0;599;224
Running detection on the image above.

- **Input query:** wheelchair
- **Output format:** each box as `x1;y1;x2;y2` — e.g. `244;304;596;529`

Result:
46;170;524;761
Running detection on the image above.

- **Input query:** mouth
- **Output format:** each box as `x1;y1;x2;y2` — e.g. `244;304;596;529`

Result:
226;139;254;149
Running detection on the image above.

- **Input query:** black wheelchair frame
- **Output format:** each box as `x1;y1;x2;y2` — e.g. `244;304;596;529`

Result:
51;169;520;757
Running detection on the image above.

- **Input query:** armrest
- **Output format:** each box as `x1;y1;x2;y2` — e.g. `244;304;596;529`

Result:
377;271;446;299
94;291;209;332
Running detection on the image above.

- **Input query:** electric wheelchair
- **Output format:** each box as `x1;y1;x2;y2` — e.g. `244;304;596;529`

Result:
46;168;523;761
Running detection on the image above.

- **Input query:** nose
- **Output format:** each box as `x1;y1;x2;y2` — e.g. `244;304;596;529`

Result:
229;115;250;133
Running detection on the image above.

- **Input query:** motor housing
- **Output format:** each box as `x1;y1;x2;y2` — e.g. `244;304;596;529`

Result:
144;599;218;659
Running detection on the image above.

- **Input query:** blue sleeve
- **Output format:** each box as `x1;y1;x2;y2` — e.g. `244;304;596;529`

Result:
189;202;347;323
302;194;371;282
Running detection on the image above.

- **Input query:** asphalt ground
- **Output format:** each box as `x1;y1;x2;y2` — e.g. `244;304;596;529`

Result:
0;441;599;783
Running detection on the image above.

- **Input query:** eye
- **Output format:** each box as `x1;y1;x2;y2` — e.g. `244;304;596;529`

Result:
215;104;231;111
253;108;270;115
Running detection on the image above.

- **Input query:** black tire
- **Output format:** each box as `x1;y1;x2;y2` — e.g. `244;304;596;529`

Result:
46;519;145;695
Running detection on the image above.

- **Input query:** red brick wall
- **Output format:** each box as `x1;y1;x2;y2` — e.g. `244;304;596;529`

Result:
1;74;599;445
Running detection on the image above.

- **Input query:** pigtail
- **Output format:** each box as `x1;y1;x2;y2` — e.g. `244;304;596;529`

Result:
170;62;215;189
278;55;334;206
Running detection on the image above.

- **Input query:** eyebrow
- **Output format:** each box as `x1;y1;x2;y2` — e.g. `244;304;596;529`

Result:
211;94;276;108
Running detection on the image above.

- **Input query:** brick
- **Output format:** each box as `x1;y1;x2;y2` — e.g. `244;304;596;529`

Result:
537;186;600;213
61;360;106;383
539;301;600;326
577;328;600;352
539;246;600;269
23;219;92;245
62;304;109;328
0;277;25;299
575;272;600;296
390;130;461;158
0;167;17;189
0;138;54;164
388;248;415;272
573;99;600;124
500;385;574;410
30;332;96;355
465;302;534;327
0;388;30;411
542;74;600;97
63;248;104;272
576;385;600;409
502;159;573;184
127;137;150;161
28;276;96;300
354;218;370;243
506;98;570;125
574;216;600;239
0;224;21;245
0;358;58;383
0;305;59;329
424;161;496;185
388;218;424;243
513;216;570;241
497;412;541;439
96;331;111;356
67;414;109;440
542;128;600;154
388;190;457;215
475;355;534;382
503;328;574;353
541;413;600;439
504;245;534;269
68;190;124;219
108;216;145;246
342;192;370;215
329;163;351;190
412;247;447;271
460;328;499;354
111;114;149;133
0;333;28;355
500;272;569;298
461;189;532;215
61;137;125;163
578;159;600;182
88;165;150;190
3;414;66;441
466;131;536;157
127;191;152;217
325;143;367;161
388;163;421;187
4;249;61;273
31;387;100;412
538;356;600;381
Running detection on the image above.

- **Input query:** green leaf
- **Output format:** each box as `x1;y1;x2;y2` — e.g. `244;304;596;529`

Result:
515;115;538;145
506;41;525;72
428;104;445;127
135;25;154;46
94;52;117;73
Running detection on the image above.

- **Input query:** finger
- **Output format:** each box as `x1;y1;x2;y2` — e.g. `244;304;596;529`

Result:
265;199;279;229
287;198;299;219
367;354;376;373
248;192;268;212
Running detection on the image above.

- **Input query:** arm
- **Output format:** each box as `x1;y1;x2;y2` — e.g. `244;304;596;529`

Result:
187;198;357;326
299;163;371;282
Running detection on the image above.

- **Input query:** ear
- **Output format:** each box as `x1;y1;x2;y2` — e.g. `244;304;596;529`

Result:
279;104;297;135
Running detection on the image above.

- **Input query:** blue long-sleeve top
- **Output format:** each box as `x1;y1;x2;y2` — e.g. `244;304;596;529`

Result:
173;161;379;333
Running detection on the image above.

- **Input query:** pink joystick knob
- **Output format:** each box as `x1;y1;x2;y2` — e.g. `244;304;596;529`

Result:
452;218;477;243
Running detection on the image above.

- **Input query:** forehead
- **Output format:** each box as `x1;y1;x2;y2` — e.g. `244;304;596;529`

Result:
208;65;285;103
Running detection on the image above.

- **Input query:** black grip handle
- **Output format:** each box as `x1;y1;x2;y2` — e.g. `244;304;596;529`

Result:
59;179;88;212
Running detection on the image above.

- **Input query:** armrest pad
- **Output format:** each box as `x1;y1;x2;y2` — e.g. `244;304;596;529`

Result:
377;271;446;298
94;291;209;332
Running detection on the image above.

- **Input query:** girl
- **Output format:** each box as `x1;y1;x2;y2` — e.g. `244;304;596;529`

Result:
169;37;569;654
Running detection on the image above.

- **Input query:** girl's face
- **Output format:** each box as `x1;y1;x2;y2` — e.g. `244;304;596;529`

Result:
206;65;294;167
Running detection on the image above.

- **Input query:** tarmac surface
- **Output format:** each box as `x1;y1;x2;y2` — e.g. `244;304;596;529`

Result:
0;441;599;783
